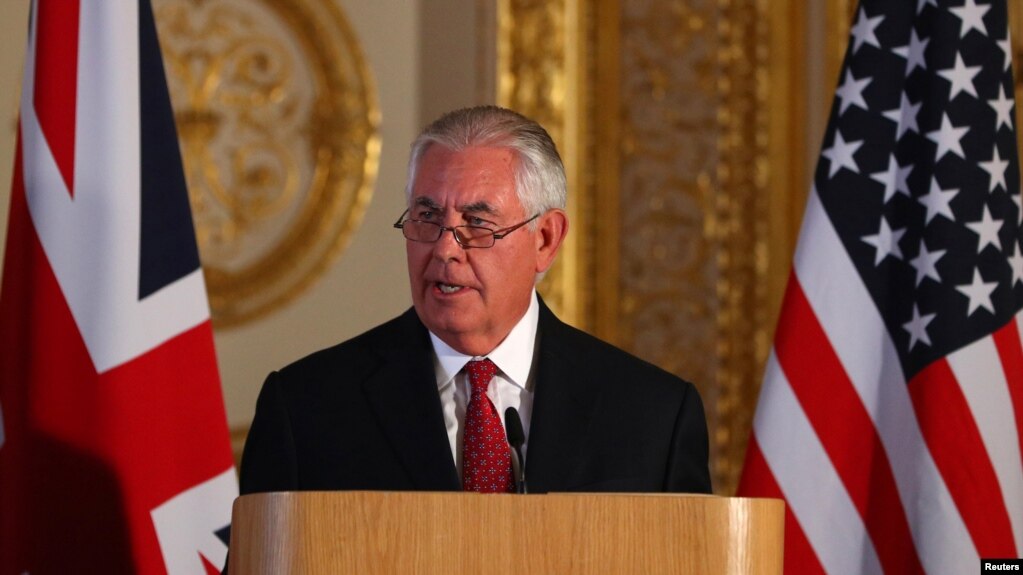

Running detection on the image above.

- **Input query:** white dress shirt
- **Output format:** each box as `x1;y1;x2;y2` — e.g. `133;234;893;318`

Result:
430;290;539;477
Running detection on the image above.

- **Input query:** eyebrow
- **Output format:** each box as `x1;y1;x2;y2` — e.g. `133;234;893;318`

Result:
459;201;498;215
413;197;442;209
411;197;499;216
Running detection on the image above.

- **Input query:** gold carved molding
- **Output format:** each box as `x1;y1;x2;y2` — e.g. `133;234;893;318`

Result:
154;0;379;328
499;0;802;494
1012;2;1023;157
496;0;620;339
497;0;586;327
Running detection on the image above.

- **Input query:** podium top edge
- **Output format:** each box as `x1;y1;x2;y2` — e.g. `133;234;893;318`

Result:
235;491;785;504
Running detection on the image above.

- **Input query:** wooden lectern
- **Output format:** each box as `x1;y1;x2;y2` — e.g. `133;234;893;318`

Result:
228;491;784;574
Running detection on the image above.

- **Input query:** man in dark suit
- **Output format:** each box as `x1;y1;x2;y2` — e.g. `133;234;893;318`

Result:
239;106;711;495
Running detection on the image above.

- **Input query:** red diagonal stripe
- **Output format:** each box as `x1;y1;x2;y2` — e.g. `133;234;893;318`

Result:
32;0;80;198
737;435;825;575
992;318;1023;482
201;554;220;575
909;358;1017;557
775;275;925;574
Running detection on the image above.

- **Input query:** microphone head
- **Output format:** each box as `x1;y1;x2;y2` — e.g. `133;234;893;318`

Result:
504;406;525;448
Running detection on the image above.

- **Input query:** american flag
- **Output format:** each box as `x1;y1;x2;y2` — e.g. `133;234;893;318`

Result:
737;0;1023;572
0;1;236;573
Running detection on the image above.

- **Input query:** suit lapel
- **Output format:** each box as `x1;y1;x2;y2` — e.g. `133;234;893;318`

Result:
525;300;603;492
361;310;460;491
359;301;599;492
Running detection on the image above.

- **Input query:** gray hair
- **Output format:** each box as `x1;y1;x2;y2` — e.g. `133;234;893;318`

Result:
404;106;567;220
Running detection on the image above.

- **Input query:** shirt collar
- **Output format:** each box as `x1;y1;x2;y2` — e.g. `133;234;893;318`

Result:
430;290;539;390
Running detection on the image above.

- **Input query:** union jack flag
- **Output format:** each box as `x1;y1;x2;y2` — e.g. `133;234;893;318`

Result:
0;1;236;573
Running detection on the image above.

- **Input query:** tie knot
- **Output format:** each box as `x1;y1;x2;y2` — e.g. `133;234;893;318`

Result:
465;358;497;394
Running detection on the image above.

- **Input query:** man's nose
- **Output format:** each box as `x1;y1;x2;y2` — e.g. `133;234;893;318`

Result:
432;226;465;260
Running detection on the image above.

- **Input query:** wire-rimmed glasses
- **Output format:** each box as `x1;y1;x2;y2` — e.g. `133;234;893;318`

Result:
393;209;540;249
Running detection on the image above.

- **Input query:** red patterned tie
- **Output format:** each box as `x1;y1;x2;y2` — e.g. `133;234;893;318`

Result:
461;359;514;493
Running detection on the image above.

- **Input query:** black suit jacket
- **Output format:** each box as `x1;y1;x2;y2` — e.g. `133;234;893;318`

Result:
239;299;711;495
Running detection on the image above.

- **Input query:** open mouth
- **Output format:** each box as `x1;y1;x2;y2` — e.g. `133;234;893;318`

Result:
437;283;465;294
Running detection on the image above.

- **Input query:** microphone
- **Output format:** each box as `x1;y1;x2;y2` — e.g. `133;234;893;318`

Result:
504;407;527;494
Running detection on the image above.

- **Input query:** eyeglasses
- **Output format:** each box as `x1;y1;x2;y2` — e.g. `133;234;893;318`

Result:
393;209;540;249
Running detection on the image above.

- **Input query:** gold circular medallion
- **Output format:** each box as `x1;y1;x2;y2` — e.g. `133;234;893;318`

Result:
154;0;379;327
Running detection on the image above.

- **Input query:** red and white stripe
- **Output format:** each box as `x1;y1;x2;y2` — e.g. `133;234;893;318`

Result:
738;190;1023;573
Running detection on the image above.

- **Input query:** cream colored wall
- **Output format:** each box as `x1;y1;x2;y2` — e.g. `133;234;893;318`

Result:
0;1;489;432
419;0;494;122
214;0;421;429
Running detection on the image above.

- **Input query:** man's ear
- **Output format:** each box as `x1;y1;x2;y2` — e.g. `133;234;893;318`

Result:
534;209;569;274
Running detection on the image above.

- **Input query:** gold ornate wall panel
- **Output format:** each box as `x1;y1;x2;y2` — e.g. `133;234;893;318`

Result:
499;0;802;494
153;0;379;327
615;0;722;485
